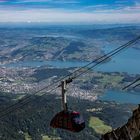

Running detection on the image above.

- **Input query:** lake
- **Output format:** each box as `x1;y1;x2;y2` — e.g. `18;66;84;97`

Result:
1;47;140;104
99;90;140;104
2;48;140;74
97;47;140;74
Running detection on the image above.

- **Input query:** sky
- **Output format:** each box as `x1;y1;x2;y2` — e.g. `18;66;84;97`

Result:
0;0;140;24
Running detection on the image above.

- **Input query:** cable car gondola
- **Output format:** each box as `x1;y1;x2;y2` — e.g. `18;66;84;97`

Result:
50;110;85;132
50;79;85;132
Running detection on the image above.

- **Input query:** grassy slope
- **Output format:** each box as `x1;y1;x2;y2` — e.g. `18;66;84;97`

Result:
89;117;112;134
25;132;32;140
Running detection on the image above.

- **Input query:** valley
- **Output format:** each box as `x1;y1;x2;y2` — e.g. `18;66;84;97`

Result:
0;25;140;140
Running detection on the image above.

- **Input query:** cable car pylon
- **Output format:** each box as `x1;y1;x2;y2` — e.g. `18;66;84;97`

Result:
50;78;85;132
61;78;72;111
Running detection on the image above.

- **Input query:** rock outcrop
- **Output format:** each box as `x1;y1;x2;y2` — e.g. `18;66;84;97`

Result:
101;105;140;140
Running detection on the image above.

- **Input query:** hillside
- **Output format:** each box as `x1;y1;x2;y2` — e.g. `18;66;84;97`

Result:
0;92;136;140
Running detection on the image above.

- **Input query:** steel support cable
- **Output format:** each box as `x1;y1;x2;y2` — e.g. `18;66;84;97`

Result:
0;47;128;117
0;85;59;119
72;36;140;79
0;40;128;116
70;36;140;78
0;36;140;118
122;77;140;90
0;36;140;119
133;83;140;89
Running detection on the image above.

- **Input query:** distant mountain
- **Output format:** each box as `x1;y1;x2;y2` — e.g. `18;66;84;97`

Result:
0;26;140;65
77;26;140;40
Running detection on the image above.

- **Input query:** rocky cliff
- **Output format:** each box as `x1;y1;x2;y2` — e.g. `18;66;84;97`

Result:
101;105;140;140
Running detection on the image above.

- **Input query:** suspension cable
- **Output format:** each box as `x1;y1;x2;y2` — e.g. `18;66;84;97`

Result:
0;36;140;119
122;77;140;90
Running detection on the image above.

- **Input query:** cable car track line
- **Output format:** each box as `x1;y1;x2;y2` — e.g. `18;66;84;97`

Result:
0;36;140;119
0;86;58;119
73;36;140;79
122;77;140;90
133;83;140;89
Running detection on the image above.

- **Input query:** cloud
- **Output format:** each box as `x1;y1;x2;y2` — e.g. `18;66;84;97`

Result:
14;0;50;3
81;2;140;13
14;0;80;4
123;2;140;12
0;0;140;23
83;4;111;11
0;8;140;24
0;0;8;2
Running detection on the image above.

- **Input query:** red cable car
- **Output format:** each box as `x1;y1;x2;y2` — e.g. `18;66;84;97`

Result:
50;110;85;132
50;79;85;132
